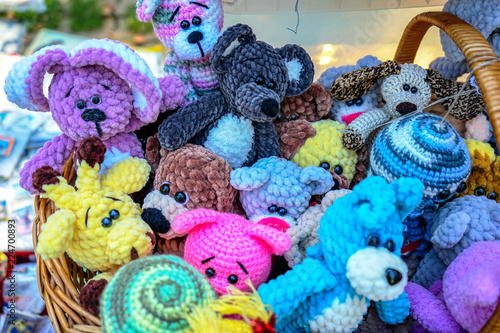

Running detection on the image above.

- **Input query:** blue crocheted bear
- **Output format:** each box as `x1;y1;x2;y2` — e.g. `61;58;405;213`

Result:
230;156;334;227
258;176;423;333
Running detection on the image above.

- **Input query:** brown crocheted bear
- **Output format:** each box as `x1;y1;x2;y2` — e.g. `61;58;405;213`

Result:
458;139;500;203
142;136;239;256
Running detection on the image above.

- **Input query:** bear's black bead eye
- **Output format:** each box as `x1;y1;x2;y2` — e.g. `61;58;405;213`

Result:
384;239;395;252
109;209;120;220
411;87;418;94
456;182;467;194
367;234;380;247
355;98;364;106
403;84;411;91
267;81;277;90
102;217;112;228
205;267;216;278
91;95;100;104
227;275;238;284
334;165;343;175
278;207;288;216
255;75;265;85
475;187;486;196
180;20;190;30
268;205;278;214
437;190;451;200
488;192;498;200
76;100;86;110
289;114;298;121
346;100;355;107
174;192;188;204
160;183;170;195
192;16;202;26
319;162;330;171
273;114;283;123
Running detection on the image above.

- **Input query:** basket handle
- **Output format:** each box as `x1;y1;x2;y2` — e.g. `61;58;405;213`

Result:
394;11;500;148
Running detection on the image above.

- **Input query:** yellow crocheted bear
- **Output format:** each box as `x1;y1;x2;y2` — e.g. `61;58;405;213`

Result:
290;120;358;187
459;139;500;203
33;137;155;315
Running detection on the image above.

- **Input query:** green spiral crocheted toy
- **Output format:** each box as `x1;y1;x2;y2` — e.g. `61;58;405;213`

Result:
100;255;217;333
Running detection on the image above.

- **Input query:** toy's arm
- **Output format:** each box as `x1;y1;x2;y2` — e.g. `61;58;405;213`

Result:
405;282;461;332
465;112;492;142
101;157;151;194
342;108;390;150
157;90;227;150
375;292;411;325
20;133;76;195
163;52;193;107
258;258;337;318
105;132;144;158
253;121;280;160
411;248;447;289
159;75;189;111
37;209;77;260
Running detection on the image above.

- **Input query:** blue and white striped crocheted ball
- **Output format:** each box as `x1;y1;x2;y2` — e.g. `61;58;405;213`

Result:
369;113;471;211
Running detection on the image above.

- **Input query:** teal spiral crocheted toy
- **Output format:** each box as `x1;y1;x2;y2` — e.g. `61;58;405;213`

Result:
100;255;217;333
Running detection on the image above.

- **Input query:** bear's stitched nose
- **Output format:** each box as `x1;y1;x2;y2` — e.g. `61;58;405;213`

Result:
331;178;340;191
385;268;403;286
81;109;106;122
395;102;417;115
261;99;280;118
141;208;171;234
188;31;204;44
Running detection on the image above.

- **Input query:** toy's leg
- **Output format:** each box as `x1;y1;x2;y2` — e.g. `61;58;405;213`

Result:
79;272;114;316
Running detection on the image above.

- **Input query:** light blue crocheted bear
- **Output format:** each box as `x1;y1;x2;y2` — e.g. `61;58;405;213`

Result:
230;156;334;227
258;176;423;333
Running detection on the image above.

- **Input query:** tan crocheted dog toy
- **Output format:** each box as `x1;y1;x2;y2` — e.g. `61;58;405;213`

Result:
331;61;485;150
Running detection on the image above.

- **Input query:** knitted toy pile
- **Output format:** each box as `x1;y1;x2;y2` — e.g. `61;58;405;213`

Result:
33;137;155;315
258;176;423;332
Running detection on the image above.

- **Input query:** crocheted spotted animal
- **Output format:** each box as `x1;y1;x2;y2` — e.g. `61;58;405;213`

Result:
32;137;155;315
141;138;238;256
458;139;500;203
412;195;500;289
136;0;224;107
317;55;383;125
430;0;500;80
4;39;165;195
258;176;423;333
172;209;291;295
331;61;485;150
230;156;334;227
158;24;314;168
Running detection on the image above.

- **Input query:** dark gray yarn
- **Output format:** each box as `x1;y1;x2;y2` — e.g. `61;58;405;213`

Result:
158;23;314;167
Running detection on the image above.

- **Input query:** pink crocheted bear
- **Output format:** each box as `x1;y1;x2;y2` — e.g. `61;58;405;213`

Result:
172;209;291;295
137;0;224;106
4;39;176;195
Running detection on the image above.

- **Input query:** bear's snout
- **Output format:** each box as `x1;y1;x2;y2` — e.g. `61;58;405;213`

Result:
261;99;280;118
385;268;403;285
188;31;204;44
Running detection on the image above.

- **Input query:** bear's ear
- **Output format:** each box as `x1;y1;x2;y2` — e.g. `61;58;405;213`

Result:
230;167;271;191
246;224;291;255
276;45;314;97
211;24;256;73
171;208;221;234
300;166;334;196
136;0;162;22
390;177;424;221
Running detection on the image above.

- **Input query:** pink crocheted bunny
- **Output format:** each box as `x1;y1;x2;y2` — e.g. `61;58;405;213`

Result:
172;209;291;295
136;0;224;106
4;39;177;195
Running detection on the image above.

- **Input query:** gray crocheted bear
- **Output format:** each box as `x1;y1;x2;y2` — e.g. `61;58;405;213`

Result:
157;24;314;169
230;156;334;227
412;195;500;289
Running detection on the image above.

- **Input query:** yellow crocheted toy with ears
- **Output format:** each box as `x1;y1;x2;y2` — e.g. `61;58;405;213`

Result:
32;137;155;315
459;139;500;203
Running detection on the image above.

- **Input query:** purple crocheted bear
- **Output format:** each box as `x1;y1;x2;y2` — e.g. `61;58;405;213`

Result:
158;24;315;169
5;39;165;194
407;241;500;333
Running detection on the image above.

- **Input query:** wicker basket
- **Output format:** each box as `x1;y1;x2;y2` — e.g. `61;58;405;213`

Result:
33;11;500;333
